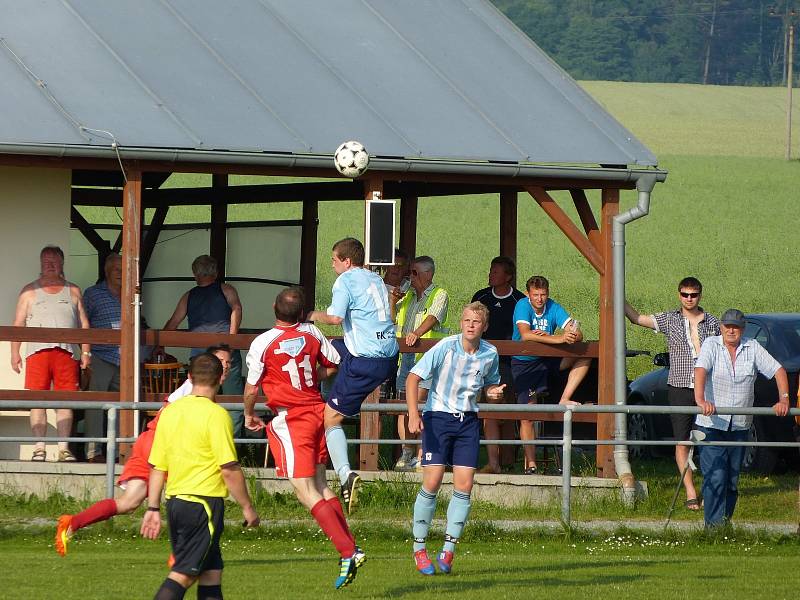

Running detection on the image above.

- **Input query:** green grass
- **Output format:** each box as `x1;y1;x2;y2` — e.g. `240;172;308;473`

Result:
2;523;799;599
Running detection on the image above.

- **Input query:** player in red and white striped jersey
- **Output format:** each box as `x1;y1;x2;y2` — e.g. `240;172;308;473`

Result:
243;288;362;589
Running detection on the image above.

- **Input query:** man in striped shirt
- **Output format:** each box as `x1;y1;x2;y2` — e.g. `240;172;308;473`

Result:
405;302;504;576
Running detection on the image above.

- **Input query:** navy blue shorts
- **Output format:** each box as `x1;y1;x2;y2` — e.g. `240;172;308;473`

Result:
511;357;560;403
326;339;398;418
421;411;480;469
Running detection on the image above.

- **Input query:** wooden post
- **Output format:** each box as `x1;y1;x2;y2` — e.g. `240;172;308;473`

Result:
211;174;228;280
299;200;318;316
119;169;142;459
499;191;518;282
399;195;418;260
360;177;384;471
597;188;619;477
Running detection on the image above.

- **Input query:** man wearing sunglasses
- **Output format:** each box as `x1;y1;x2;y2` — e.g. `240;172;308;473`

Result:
625;276;720;510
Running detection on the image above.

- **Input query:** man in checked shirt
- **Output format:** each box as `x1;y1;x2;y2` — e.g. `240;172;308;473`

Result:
625;277;720;510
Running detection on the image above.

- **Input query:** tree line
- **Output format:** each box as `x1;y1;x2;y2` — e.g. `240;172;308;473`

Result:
493;0;798;86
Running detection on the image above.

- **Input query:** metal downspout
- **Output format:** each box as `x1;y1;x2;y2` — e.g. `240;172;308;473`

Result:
612;174;658;506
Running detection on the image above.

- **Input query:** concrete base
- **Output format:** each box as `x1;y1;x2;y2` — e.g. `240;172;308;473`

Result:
0;460;647;506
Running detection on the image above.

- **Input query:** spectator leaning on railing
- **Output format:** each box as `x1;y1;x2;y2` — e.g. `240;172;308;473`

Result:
10;245;90;462
694;308;790;529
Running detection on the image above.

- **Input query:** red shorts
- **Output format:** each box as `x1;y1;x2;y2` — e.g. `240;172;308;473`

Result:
25;348;79;391
118;428;155;486
267;404;328;479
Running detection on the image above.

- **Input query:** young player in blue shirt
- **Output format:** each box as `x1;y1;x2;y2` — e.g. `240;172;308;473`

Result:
308;238;399;513
405;302;505;575
511;275;591;474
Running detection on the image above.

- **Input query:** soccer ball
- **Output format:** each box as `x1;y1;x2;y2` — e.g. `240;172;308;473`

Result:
334;140;370;178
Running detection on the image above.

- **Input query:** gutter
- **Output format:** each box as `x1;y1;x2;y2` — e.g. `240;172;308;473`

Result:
611;173;660;506
0;143;667;184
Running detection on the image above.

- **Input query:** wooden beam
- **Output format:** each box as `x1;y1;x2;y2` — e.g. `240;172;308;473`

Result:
210;174;228;280
526;186;605;276
299;200;319;315
71;206;112;280
596;188;620;478
569;189;601;251
360;177;384;471
399;196;418;260
139;204;169;278
119;170;142;458
499;191;518;283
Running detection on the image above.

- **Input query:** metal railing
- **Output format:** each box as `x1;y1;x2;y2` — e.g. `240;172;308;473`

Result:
0;400;798;527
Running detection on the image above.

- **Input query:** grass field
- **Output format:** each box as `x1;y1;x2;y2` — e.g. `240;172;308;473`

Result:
3;523;799;599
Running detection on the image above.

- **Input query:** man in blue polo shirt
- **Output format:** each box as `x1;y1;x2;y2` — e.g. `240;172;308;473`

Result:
405;302;503;576
511;275;591;475
309;237;399;513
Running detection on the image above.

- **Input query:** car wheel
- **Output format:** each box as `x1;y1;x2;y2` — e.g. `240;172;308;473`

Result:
627;410;651;460
741;420;779;474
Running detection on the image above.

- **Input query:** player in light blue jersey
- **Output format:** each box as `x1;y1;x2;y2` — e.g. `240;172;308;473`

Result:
511;275;591;475
405;302;504;576
309;238;399;514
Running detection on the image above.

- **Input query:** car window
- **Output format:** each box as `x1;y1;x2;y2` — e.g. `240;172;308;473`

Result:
780;320;800;357
744;322;767;345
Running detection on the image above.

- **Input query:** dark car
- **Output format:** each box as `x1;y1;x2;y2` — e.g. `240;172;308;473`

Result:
626;313;800;473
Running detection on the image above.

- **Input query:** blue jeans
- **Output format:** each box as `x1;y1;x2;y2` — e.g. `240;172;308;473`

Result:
697;426;748;528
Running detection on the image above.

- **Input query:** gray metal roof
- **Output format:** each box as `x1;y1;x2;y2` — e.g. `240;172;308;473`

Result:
0;0;658;173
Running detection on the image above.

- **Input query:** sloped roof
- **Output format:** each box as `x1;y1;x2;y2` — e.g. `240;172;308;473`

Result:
0;0;658;174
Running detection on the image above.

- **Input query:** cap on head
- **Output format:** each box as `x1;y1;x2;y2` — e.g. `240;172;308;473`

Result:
720;309;745;328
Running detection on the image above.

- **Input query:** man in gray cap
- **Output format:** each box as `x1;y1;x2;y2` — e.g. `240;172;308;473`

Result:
693;308;790;528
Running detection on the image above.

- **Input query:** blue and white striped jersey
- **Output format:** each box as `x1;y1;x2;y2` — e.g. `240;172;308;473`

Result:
328;267;398;358
410;334;500;414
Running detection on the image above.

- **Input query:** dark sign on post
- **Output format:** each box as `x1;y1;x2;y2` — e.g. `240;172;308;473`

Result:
365;199;395;265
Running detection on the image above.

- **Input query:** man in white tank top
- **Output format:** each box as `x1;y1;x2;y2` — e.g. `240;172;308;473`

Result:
10;246;91;462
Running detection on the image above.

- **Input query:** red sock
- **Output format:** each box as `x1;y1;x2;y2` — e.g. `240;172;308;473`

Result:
311;500;356;558
326;497;355;544
70;498;118;531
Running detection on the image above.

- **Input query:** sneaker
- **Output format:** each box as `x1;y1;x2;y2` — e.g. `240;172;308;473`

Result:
354;546;367;568
408;456;423;472
394;449;413;471
55;515;73;556
340;472;361;515
436;550;454;574
334;554;358;589
414;548;435;576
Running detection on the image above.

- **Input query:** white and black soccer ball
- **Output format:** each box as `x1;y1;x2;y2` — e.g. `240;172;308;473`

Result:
334;140;370;178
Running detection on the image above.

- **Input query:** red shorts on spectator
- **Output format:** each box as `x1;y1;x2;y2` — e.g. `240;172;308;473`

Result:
25;348;79;390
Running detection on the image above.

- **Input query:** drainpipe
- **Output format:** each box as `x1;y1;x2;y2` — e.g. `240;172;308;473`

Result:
612;173;658;506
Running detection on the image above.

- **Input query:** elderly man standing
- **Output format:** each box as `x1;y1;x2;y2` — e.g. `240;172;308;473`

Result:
163;254;245;436
10;245;91;462
81;253;123;462
391;255;449;471
694;309;790;528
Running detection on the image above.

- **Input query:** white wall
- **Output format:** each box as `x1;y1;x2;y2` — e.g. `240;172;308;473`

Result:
0;166;71;458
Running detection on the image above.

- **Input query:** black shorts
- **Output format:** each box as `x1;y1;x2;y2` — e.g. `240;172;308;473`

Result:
167;496;225;576
511;357;560;403
667;386;696;442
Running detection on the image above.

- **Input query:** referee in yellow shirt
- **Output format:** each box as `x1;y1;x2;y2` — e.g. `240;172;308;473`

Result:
141;352;260;600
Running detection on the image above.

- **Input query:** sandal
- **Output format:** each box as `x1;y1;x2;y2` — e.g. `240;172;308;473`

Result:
685;498;701;511
31;448;46;462
58;449;77;462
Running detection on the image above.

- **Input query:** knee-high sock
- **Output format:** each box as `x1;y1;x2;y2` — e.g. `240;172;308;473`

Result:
443;490;472;553
326;497;355;545
325;426;352;486
71;498;118;531
311;499;357;558
197;584;223;600
412;487;438;552
153;578;186;600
